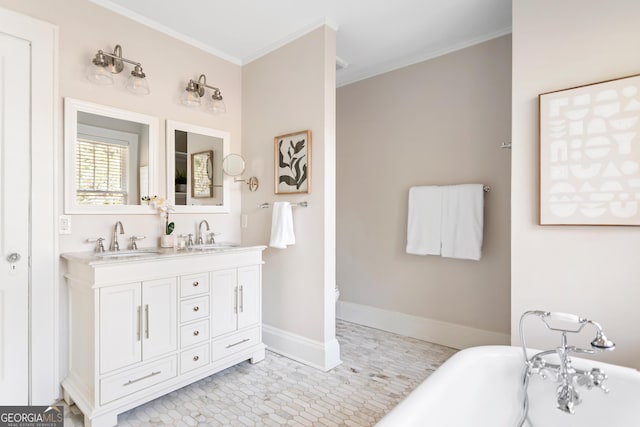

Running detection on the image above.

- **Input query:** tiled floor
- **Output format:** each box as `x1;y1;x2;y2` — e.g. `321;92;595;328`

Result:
63;320;456;426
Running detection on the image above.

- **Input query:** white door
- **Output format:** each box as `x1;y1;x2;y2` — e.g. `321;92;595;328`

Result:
211;269;238;337
0;32;30;405
100;283;143;373
237;266;260;330
142;278;177;359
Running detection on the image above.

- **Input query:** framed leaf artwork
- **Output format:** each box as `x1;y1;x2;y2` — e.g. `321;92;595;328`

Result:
539;73;640;225
274;130;311;194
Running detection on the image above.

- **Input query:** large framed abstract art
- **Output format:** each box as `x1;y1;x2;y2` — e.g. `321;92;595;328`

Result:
539;74;640;225
274;130;311;194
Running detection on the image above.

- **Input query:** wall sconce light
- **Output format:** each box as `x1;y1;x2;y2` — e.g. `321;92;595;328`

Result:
86;44;151;96
181;74;227;114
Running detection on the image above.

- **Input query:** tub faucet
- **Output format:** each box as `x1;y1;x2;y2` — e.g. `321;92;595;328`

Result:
197;220;210;245
109;221;125;251
517;311;615;424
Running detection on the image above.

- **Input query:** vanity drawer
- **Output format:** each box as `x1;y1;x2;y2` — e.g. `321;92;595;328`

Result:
180;344;210;374
180;296;209;323
100;356;177;405
212;327;260;362
180;319;209;348
180;273;209;298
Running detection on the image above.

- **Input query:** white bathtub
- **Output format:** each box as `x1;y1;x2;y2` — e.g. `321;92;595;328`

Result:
378;345;640;427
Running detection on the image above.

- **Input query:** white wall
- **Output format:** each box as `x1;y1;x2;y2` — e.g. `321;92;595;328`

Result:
336;36;512;349
242;26;341;370
512;0;640;369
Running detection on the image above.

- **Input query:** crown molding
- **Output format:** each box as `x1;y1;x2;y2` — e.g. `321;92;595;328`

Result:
242;17;340;65
337;26;512;88
87;0;242;65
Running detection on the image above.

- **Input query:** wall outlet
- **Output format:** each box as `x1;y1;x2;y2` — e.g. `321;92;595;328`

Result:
59;215;71;235
241;214;248;229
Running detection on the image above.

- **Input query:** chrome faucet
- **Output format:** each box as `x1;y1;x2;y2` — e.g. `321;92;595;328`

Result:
197;220;210;245
517;311;615;425
109;221;125;251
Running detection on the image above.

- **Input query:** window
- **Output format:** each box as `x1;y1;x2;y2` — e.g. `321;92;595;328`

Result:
76;138;130;205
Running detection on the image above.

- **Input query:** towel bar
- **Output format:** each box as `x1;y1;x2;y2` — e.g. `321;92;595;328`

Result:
259;201;308;208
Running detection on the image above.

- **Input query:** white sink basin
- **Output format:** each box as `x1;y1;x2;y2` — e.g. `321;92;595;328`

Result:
96;249;162;258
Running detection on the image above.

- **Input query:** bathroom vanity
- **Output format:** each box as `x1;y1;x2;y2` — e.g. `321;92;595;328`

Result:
61;246;266;427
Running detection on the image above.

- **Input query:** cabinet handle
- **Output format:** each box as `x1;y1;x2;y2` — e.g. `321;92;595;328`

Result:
145;304;150;339
226;338;250;349
193;330;200;336
193;306;199;312
193;355;199;362
234;286;238;314
240;285;244;313
136;306;141;341
193;281;199;287
123;370;161;386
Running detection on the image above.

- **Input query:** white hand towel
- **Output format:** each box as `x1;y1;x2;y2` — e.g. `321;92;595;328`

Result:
269;202;296;249
406;186;442;255
441;184;484;261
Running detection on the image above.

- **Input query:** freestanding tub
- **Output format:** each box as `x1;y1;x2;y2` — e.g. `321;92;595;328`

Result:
377;345;640;427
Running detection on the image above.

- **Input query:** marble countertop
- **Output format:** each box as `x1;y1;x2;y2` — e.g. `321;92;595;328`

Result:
62;244;267;266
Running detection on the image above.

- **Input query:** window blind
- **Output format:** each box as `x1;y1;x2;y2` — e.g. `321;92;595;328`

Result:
76;138;129;205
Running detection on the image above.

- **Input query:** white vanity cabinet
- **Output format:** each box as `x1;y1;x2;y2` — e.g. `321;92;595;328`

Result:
62;247;266;427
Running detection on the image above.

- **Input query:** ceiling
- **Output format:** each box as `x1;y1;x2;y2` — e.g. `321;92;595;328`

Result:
89;0;512;87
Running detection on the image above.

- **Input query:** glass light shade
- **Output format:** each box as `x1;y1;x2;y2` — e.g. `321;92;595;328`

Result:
181;90;201;107
85;63;114;86
208;97;227;114
125;75;151;96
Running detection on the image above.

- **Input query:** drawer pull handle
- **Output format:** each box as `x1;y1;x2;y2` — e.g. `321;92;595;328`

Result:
193;281;199;287
226;338;250;349
193;306;199;312
123;370;161;386
193;330;200;336
193;355;199;362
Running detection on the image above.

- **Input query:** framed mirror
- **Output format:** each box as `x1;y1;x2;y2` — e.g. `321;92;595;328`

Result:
64;98;158;214
166;120;230;213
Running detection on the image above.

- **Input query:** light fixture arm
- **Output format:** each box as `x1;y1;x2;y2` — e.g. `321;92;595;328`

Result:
190;74;222;98
92;44;145;76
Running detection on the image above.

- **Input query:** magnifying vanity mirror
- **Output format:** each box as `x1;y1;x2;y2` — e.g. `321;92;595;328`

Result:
166;120;230;213
64;98;158;214
223;153;259;192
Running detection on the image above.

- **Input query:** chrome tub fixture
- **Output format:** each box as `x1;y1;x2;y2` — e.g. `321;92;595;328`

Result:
517;311;615;426
181;74;226;114
87;44;150;95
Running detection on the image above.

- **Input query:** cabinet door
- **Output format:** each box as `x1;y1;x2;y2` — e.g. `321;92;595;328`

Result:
142;277;178;360
211;269;237;337
100;283;142;373
237;265;260;330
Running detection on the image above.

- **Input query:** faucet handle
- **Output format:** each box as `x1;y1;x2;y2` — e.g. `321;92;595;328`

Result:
590;368;609;393
187;234;194;247
129;235;146;250
207;232;221;244
87;237;105;253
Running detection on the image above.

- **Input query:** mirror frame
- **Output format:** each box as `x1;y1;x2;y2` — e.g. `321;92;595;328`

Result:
166;120;231;213
64;98;159;214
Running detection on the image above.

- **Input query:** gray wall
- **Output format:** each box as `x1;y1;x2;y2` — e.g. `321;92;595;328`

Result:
336;35;512;341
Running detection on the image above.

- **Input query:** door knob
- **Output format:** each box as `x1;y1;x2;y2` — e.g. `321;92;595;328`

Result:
6;253;21;263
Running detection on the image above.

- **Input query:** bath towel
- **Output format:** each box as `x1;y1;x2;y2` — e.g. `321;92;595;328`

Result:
269;202;296;249
406;186;442;255
441;184;484;261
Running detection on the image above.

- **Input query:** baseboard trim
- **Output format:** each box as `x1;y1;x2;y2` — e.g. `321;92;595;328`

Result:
262;324;342;372
337;301;509;349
